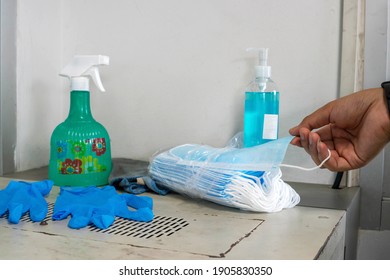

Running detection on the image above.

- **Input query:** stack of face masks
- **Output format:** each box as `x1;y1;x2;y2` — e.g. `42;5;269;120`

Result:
149;135;300;212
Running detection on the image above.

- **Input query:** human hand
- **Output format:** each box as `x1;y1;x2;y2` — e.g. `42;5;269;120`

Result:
289;88;390;171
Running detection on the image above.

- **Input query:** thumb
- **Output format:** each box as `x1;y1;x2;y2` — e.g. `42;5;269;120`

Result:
91;214;115;229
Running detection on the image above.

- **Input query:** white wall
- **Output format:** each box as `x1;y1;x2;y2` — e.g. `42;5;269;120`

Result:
16;0;63;171
16;0;342;184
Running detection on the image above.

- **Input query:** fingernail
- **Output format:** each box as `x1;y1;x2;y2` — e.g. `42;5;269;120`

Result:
300;131;305;141
317;139;322;160
317;139;321;152
290;137;298;146
289;127;297;135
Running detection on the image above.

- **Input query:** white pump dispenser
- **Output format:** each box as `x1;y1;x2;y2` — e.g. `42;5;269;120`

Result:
246;47;271;79
60;55;109;92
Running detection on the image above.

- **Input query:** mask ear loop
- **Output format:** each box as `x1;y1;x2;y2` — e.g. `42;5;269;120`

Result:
279;148;331;171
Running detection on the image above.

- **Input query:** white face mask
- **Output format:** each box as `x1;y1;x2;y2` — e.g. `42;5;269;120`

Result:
149;134;331;213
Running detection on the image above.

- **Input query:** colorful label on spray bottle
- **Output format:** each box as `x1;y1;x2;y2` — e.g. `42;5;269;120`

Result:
54;138;108;175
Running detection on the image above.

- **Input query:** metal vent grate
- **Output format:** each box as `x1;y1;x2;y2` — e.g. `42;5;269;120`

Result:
1;202;189;239
89;215;190;239
0;203;54;223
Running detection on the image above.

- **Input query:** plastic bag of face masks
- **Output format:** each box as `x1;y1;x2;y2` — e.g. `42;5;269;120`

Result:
148;133;300;213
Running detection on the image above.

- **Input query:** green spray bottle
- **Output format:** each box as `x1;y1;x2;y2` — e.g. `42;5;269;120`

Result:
49;55;112;186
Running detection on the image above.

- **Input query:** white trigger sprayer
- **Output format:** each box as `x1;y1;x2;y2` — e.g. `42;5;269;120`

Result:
60;55;109;92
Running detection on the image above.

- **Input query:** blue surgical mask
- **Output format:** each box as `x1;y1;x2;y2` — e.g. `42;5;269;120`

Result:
149;134;330;212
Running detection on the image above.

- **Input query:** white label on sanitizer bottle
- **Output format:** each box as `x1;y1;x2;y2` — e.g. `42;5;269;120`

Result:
262;114;278;140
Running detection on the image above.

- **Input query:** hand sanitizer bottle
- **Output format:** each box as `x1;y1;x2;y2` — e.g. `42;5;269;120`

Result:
49;55;112;186
244;48;279;147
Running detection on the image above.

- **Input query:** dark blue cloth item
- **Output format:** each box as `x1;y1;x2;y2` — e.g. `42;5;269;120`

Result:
110;176;169;195
52;185;154;229
0;180;53;224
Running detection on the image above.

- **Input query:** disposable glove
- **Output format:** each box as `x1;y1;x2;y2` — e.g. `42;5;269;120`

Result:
110;175;169;195
52;185;154;229
0;180;53;223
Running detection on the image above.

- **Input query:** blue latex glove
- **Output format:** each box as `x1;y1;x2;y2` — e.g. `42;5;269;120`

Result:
110;175;169;195
52;185;154;229
0;180;53;224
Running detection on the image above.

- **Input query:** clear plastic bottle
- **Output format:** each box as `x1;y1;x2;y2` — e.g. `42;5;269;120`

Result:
244;48;279;147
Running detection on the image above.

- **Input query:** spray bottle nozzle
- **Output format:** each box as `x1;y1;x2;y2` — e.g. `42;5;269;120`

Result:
60;55;109;92
246;47;271;78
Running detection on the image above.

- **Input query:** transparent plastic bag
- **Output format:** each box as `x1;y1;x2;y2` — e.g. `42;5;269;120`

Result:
148;133;299;212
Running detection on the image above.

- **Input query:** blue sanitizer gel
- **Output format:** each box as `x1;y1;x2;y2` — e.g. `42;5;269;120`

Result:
244;91;279;147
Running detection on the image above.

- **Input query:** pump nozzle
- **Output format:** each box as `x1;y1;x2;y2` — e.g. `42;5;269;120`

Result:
60;55;109;92
246;48;271;78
